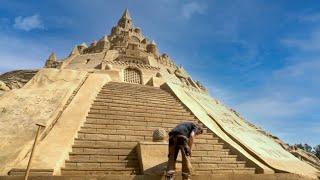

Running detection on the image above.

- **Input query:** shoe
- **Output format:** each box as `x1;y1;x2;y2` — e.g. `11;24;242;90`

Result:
166;170;175;180
165;175;174;180
182;172;191;180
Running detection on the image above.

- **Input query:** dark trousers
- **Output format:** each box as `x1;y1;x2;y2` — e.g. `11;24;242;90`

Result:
166;135;192;179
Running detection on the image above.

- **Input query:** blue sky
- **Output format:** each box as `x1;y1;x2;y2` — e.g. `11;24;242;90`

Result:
0;0;319;146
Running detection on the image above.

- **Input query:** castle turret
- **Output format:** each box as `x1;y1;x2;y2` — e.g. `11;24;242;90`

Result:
90;40;97;47
77;43;87;54
147;40;158;57
80;42;88;48
134;27;141;34
44;52;61;68
48;52;57;61
96;35;110;52
69;46;80;57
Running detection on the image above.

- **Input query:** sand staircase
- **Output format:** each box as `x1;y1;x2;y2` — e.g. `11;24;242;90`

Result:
61;82;256;175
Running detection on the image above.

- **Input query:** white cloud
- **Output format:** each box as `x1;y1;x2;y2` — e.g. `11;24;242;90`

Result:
281;13;320;52
207;17;320;145
309;122;320;134
236;97;316;120
0;32;50;73
13;14;44;31
233;57;320;124
279;18;320;85
273;59;320;82
0;18;10;30
181;2;207;19
299;13;320;22
281;34;320;52
224;14;320;145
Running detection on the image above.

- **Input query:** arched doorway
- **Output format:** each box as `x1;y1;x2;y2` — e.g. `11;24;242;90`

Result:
123;68;142;84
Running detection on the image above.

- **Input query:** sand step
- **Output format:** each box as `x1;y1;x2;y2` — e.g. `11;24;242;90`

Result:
64;161;245;169
93;99;186;109
68;153;137;160
193;162;247;168
91;104;187;112
195;167;256;174
85;116;197;125
76;132;217;142
8;169;53;176
97;93;177;101
102;85;162;91
65;161;139;168
72;143;226;151
73;136;220;144
88;108;193;116
82;121;198;130
96;96;180;105
97;94;175;101
66;158;135;163
101;85;163;90
91;102;187;112
61;168;137;175
73;137;221;146
76;134;152;142
77;128;215;139
83;119;196;128
70;147;231;156
79;125;212;136
86;112;195;121
66;156;239;163
69;148;137;156
191;156;239;162
95;95;179;101
73;141;138;148
80;123;188;131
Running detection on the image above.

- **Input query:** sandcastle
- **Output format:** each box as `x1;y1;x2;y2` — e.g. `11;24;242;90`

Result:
0;9;319;179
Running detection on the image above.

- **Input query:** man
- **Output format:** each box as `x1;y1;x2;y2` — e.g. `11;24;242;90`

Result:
166;122;204;180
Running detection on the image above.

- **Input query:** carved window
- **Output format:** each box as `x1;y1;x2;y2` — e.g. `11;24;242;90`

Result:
124;68;142;84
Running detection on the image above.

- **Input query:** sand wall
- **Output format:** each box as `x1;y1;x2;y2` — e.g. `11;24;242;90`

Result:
0;69;87;175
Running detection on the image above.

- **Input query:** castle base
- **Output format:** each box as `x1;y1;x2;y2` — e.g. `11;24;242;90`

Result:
0;173;313;180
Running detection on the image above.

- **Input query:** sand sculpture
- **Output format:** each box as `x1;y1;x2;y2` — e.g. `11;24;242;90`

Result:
0;9;319;179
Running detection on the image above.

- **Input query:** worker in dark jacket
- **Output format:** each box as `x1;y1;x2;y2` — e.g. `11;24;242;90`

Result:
166;122;203;180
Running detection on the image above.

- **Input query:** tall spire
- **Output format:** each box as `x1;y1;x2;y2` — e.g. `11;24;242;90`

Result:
48;52;57;61
69;46;80;57
121;8;131;20
117;8;133;29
